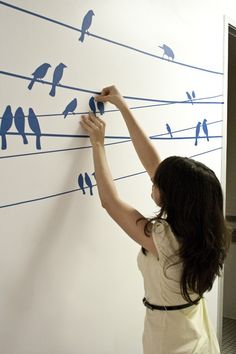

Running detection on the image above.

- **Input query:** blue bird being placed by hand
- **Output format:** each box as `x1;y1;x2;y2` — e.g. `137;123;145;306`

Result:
89;96;96;115
159;44;175;60
85;172;93;196
62;98;77;118
14;107;28;144
49;63;67;97
79;10;95;43
0;105;13;150
97;101;105;115
28;63;51;90
28;108;42;150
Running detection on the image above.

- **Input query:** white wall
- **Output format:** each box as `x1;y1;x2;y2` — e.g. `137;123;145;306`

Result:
0;1;235;353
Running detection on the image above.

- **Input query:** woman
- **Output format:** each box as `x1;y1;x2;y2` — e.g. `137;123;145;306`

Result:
80;85;230;354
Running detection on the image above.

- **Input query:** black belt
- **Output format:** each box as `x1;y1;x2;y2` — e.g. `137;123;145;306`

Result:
143;297;201;311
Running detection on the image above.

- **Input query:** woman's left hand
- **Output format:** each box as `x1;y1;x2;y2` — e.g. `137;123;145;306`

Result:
80;113;105;146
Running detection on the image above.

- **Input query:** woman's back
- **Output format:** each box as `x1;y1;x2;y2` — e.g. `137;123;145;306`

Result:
138;220;220;354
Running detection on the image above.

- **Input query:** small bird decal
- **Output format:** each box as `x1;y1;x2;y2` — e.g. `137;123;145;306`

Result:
202;119;209;141
49;63;67;97
159;44;174;60
79;10;95;43
97;101;105;115
186;90;196;105
166;123;173;138
28;63;51;90
78;174;85;194
0;105;13;150
195;122;201;146
89;96;96;115
14;107;28;144
28;108;42;150
85;172;93;196
62;98;77;118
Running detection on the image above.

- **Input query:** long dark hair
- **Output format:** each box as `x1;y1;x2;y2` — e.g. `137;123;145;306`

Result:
144;156;231;303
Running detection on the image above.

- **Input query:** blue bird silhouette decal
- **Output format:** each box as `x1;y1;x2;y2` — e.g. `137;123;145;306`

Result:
78;174;85;194
97;101;105;115
159;44;174;60
195;122;201;146
85;172;93;196
14;107;28;144
49;63;67;97
62;98;77;118
192;91;196;99
79;10;95;42
166;123;173;138
89;97;96;115
202;119;209;141
28;63;51;90
186;91;193;104
28;108;41;150
0;105;13;150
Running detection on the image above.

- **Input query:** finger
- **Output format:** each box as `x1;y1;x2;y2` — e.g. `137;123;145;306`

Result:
95;115;105;126
81;115;98;129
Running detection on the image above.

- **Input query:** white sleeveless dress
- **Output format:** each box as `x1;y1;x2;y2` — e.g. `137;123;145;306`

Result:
137;220;220;354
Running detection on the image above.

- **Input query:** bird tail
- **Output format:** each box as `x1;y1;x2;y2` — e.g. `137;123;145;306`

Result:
79;32;85;42
28;79;35;90
22;135;28;144
1;135;7;150
36;136;41;150
49;85;56;97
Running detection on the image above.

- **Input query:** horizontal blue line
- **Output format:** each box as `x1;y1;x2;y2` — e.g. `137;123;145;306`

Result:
0;120;222;160
0;1;223;75
0;146;222;209
0;70;224;104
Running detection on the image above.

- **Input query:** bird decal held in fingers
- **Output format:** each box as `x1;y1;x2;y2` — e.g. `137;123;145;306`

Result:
78;174;85;194
28;108;42;150
89;96;96;115
62;98;77;118
159;44;175;60
49;63;67;97
97;101;105;115
28;63;51;90
202;119;209;141
14;107;28;144
195;122;201;146
0;105;13;150
84;172;93;196
166;123;173;138
79;10;95;43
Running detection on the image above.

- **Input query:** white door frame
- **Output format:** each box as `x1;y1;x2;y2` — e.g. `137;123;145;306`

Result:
218;14;236;344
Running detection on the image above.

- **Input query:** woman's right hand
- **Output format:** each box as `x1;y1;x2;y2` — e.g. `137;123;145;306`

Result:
94;85;127;109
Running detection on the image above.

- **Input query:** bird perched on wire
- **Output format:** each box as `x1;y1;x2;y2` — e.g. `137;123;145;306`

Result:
28;108;42;150
0;105;13;150
195;122;201;146
202;119;209;141
79;10;95;43
85;172;93;196
49;63;67;97
159;44;175;60
28;63;51;90
14;107;28;144
166;123;173;138
78;174;85;194
62;98;77;118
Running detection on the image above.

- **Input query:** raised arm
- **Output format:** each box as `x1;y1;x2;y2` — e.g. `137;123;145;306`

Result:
95;85;161;178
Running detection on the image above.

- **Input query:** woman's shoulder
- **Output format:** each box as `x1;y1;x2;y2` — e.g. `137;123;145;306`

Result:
152;219;179;251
